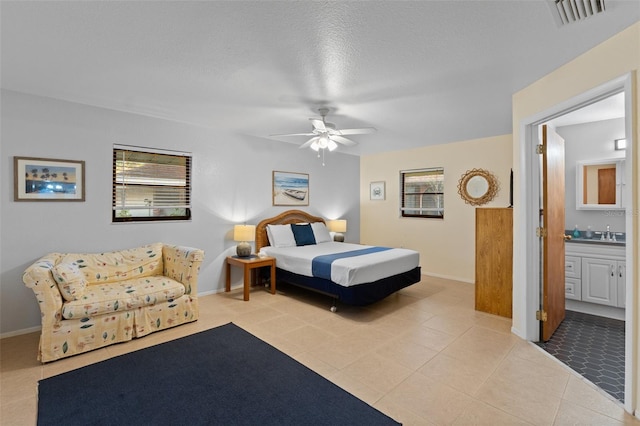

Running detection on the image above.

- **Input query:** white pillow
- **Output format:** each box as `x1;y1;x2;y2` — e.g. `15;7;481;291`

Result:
266;225;276;246
266;224;297;248
311;222;332;243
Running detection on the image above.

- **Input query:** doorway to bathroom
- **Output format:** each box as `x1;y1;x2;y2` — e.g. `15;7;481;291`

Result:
537;91;627;402
528;82;632;402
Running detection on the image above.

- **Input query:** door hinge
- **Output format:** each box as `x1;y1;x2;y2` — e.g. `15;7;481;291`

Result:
536;144;545;155
536;227;547;237
536;310;548;322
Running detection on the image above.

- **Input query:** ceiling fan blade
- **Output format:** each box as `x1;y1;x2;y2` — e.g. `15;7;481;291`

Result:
299;137;319;149
310;119;326;131
335;127;377;135
330;135;357;146
270;132;315;137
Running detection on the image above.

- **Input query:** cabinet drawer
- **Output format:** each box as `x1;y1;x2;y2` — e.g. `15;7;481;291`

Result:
565;277;581;301
565;256;581;279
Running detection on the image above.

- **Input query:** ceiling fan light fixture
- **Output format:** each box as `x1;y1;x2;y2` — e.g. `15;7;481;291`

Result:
272;107;377;165
318;135;329;149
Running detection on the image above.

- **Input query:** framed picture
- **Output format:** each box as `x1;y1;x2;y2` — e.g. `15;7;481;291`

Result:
14;156;85;201
273;171;309;206
370;181;385;200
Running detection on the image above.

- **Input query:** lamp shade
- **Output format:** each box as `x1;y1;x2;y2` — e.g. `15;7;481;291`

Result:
233;225;255;242
327;220;346;233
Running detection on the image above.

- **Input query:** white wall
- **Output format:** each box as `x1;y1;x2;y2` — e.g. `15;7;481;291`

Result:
0;90;360;335
360;135;512;283
559;117;626;233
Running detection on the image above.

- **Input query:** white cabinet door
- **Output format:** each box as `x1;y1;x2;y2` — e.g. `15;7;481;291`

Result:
617;261;626;308
581;257;617;306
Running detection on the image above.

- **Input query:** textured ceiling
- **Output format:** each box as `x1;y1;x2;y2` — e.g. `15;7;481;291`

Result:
1;1;638;156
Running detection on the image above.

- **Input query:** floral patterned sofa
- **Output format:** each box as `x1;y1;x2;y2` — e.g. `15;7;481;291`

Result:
22;243;204;362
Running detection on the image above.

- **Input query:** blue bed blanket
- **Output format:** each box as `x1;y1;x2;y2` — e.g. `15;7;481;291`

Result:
311;247;392;281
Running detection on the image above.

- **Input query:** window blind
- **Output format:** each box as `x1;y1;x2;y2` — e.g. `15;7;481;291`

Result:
401;168;444;218
112;146;191;222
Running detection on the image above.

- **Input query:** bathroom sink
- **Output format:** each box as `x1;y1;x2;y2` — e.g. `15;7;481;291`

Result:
567;237;625;246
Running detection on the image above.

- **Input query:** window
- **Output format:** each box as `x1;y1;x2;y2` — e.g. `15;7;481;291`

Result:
113;145;191;222
401;167;444;218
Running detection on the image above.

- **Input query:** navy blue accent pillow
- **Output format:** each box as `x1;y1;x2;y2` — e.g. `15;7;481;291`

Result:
290;224;316;246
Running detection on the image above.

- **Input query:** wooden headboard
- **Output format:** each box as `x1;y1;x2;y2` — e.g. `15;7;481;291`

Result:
255;210;326;252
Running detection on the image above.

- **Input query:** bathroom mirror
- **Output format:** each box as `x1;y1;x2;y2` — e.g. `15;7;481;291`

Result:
576;158;625;210
457;168;498;206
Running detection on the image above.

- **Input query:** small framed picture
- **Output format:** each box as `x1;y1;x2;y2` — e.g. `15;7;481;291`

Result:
14;156;85;201
370;181;385;200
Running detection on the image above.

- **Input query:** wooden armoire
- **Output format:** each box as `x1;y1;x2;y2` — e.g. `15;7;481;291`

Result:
475;207;513;318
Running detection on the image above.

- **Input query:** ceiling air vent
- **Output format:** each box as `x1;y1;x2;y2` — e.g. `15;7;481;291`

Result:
548;0;606;26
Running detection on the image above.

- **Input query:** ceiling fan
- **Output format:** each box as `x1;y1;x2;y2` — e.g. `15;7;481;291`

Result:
271;108;376;153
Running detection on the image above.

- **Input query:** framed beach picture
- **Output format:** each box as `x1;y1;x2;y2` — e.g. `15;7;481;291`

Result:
273;171;309;206
14;156;85;201
370;181;385;200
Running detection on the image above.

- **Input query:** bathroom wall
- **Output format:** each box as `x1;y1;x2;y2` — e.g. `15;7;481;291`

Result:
558;117;626;235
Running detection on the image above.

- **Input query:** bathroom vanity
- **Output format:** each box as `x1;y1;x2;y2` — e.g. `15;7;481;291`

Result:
565;237;625;320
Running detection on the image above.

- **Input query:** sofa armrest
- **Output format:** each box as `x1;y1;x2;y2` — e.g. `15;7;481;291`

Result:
162;245;205;295
22;254;65;344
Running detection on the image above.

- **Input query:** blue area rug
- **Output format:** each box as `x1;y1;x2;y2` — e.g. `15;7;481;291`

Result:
37;323;400;425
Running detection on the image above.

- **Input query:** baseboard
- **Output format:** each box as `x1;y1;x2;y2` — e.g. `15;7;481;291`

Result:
510;325;526;340
0;325;41;339
421;272;474;284
566;300;625;321
199;286;244;297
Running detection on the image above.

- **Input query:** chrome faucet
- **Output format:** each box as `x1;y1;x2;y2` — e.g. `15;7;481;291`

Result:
606;225;611;241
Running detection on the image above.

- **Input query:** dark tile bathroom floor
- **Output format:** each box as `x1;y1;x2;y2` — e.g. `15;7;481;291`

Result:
536;310;625;403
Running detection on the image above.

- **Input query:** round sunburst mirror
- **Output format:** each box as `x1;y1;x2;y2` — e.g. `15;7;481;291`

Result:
457;168;499;206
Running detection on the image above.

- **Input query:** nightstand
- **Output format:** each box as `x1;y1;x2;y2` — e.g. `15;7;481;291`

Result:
225;256;276;301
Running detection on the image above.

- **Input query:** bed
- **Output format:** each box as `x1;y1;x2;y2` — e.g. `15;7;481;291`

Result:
256;210;421;310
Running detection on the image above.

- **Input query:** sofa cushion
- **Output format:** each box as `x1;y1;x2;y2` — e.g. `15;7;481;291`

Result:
52;263;88;301
61;276;186;320
59;243;164;285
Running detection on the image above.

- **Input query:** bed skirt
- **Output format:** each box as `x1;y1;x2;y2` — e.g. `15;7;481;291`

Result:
274;266;421;306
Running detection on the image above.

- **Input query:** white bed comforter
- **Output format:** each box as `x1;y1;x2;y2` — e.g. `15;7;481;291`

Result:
260;242;419;287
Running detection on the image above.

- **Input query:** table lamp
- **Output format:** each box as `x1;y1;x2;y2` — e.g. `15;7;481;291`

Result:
327;219;346;242
234;224;255;257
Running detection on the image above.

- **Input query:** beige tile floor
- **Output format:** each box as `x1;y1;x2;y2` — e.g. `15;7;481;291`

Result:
2;275;638;425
